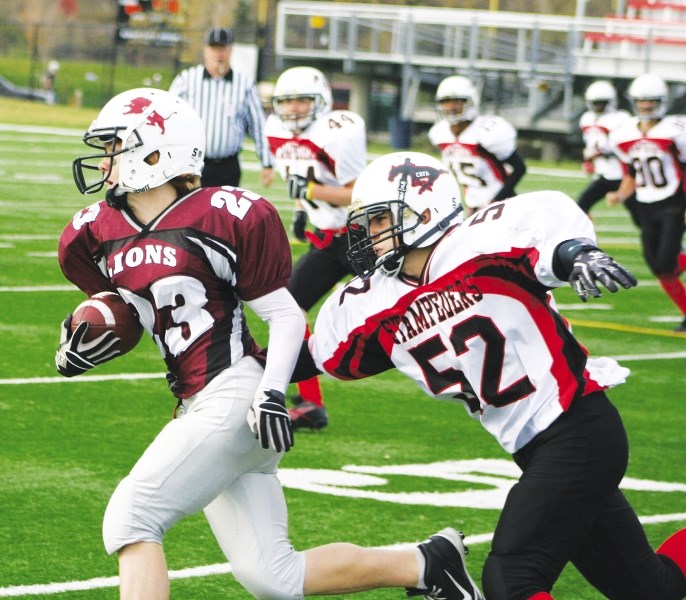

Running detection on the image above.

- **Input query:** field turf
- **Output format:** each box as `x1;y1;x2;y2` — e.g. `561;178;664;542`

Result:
0;115;684;599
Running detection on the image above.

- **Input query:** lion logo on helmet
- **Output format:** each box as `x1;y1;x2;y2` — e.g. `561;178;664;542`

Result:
123;96;177;134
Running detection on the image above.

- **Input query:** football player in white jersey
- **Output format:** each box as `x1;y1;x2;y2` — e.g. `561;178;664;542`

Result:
577;80;639;223
428;75;526;217
608;73;686;332
265;66;368;429
56;90;485;600
308;152;686;600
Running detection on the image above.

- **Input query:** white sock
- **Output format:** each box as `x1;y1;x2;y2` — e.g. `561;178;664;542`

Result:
414;546;427;589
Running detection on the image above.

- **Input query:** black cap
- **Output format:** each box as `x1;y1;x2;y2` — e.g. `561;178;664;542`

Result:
204;27;234;47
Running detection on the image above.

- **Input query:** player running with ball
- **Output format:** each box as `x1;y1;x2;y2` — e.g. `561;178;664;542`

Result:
53;89;485;600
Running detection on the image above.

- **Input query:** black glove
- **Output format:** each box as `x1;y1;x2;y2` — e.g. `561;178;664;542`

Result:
292;210;307;242
55;314;121;377
569;249;637;302
247;389;294;452
287;174;311;200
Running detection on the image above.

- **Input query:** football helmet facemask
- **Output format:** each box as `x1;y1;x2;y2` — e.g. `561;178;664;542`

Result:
347;152;463;279
435;75;479;124
585;80;617;113
272;66;333;132
72;88;205;201
628;73;668;121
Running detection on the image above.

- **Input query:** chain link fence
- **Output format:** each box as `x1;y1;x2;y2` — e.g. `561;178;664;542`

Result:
0;20;268;109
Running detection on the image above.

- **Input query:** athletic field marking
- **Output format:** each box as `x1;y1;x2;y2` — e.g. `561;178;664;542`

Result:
1;345;685;387
1;513;684;597
0;516;682;597
568;318;686;339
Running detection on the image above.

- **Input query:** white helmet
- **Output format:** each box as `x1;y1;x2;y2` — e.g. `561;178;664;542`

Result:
585;80;617;112
73;87;205;199
435;75;480;124
272;66;333;132
628;73;669;120
347;152;463;279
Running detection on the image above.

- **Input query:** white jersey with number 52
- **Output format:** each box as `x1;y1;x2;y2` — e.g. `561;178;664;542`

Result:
311;191;629;453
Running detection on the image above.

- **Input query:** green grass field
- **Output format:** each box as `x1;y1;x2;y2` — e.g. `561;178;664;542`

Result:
0;102;684;599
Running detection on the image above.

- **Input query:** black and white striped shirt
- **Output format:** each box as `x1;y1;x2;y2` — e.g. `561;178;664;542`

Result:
170;65;272;167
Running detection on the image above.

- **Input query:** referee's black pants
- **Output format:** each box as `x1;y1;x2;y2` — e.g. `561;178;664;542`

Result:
482;391;686;599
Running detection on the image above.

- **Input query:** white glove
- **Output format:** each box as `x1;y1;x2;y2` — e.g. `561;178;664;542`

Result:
247;389;294;452
55;315;121;377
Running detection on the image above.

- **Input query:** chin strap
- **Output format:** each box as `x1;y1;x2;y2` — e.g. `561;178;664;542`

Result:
105;185;128;209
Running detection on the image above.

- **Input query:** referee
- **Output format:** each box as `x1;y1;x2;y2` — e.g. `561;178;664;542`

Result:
170;27;274;188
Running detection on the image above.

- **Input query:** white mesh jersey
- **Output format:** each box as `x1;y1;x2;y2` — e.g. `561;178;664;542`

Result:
428;115;518;209
311;191;629;453
610;114;686;203
265;109;367;230
579;109;631;180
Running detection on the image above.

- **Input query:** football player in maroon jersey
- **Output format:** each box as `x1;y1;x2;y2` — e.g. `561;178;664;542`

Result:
55;89;484;600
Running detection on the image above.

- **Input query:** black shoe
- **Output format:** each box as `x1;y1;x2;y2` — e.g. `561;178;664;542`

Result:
288;400;328;430
674;318;686;333
406;528;484;600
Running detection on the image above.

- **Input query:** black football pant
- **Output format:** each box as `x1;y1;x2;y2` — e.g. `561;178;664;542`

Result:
577;176;641;228
287;234;355;312
636;193;686;276
482;392;686;599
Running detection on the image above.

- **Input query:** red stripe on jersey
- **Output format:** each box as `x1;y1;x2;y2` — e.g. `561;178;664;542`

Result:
324;246;589;411
581;125;610;135
267;136;337;176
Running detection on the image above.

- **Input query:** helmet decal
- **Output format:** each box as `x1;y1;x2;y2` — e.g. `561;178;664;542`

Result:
123;96;152;114
123;97;177;134
346;152;463;279
72;88;205;197
388;158;449;195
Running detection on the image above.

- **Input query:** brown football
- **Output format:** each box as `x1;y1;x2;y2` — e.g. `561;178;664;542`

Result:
70;291;143;356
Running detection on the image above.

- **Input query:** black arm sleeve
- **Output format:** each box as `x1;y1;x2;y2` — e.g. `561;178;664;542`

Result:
552;239;599;280
290;339;322;382
493;149;527;201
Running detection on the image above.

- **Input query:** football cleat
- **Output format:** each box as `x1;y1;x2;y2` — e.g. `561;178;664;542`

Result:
288;399;328;431
673;318;686;333
406;528;485;600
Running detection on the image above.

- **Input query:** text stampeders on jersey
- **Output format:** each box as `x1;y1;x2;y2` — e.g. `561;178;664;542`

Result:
311;191;629;454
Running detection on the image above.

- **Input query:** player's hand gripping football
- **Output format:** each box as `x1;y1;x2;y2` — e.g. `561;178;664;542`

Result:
54;314;121;377
569;249;637;302
247;389;294;452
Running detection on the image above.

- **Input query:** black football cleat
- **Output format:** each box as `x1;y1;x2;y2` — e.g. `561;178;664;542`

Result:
406;528;485;600
673;318;686;333
288;399;328;431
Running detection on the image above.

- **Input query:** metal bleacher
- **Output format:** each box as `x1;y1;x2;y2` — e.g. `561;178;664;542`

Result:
274;1;686;144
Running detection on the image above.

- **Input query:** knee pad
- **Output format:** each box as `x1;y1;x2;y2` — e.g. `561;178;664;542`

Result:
102;476;166;555
230;546;305;600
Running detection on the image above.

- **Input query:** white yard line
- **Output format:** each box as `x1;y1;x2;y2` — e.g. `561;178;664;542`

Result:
1;513;684;597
